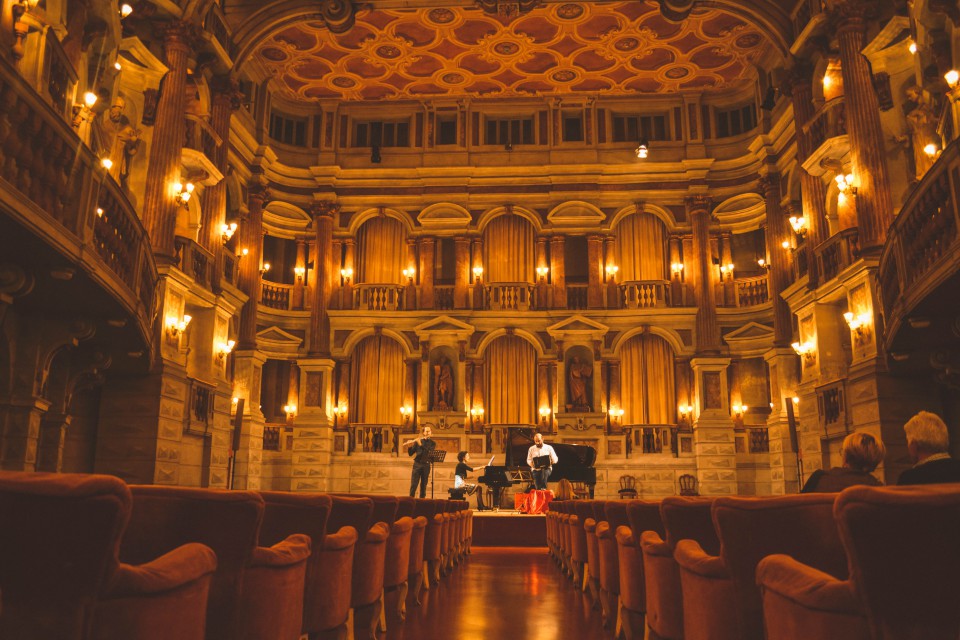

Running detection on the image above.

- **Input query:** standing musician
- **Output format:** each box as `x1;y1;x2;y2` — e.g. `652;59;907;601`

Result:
526;432;559;490
403;426;436;498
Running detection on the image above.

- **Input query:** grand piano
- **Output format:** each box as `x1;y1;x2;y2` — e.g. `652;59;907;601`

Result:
477;427;597;510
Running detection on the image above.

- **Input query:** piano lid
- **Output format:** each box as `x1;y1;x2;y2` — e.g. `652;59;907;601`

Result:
504;427;597;478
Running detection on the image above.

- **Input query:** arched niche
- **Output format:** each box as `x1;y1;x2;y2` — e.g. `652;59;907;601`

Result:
563;345;595;413
428;345;459;412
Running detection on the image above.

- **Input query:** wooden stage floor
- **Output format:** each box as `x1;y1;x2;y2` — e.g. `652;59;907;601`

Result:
471;509;547;547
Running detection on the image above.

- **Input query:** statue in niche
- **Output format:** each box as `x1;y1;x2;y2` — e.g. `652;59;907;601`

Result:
903;85;940;181
434;357;454;411
567;356;593;412
92;96;141;188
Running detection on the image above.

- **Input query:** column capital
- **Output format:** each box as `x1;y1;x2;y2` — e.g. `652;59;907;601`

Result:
757;173;781;199
684;194;712;214
210;75;244;111
247;180;271;206
830;0;873;32
310;200;340;219
159;20;200;53
419;235;435;246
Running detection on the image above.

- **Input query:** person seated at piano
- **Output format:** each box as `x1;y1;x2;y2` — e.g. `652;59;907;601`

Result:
526;432;559;491
454;451;486;498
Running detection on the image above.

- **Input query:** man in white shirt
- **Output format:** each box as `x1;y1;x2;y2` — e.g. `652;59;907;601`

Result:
526;432;559;490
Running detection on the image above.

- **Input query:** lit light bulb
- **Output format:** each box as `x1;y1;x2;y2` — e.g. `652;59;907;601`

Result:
946;70;960;87
100;157;113;170
120;3;133;17
83;91;98;107
114;61;122;71
909;41;917;54
924;143;939;157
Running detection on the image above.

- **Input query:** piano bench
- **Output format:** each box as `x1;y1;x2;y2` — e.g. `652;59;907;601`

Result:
448;488;467;500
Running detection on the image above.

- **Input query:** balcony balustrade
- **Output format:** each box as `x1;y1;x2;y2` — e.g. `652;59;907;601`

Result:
354;283;405;311
804;97;847;155
735;275;770;307
174;236;215;290
618;280;669;309
261;280;294;310
183;114;222;160
626;425;676;455
566;284;588;310
816;227;861;282
435;285;455;310
484;282;537;311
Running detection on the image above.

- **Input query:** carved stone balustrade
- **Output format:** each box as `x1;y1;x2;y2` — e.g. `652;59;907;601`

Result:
803;97;847;165
353;283;405;311
815;227;861;282
735;275;769;307
174;236;215;290
484;282;536;311
566;284;588;310
260;280;294;310
618;280;669;309
435;285;454;310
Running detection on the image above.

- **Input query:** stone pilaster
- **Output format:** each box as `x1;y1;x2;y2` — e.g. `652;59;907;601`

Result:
587;234;604;308
199;76;241;257
764;347;801;494
550;235;566;308
237;181;269;351
309;201;337;355
759;174;794;347
454;237;471;309
290;358;336;491
690;357;737;495
231;350;266;490
419;236;435;308
142;21;194;260
687;196;720;352
835;2;894;252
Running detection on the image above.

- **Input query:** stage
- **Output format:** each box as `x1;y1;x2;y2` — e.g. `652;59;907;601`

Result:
471;510;546;547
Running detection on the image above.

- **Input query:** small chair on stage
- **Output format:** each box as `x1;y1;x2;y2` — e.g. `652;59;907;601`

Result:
618;474;638;499
678;474;699;496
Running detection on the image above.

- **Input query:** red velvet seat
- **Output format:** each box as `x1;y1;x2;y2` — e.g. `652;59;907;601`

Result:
572;501;595;592
330;495;388;640
0;471;216;640
258;492;352;640
119;485;310;640
758;484;960;640
583;501;605;605
640;497;717;640
596;501;630;628
675;494;845;640
616;500;663;640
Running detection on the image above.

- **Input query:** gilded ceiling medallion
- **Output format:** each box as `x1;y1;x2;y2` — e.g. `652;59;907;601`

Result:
427;8;456;24
555;3;584;20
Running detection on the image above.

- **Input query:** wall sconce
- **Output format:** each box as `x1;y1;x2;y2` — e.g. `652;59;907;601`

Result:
719;263;734;278
945;69;960;88
100;157;113;171
71;91;99;128
835;173;855;194
120;3;133;17
470;406;484;427
472;266;483;281
604;264;619;279
332;404;346;426
635;139;649;159
791;339;817;366
239;247;249;258
294;266;305;282
231;396;239;407
923;143;940;158
843;310;873;341
216;339;236;362
608;407;625;424
732;403;747;427
259;262;271;275
340;267;353;283
536;266;549;281
789;216;808;236
670;262;684;276
781;240;792;250
165;314;192;340
400;405;413;426
402;267;416;282
678;404;693;426
283;404;297;421
757;258;770;270
173;181;194;206
539;406;552;424
221;222;237;244
792;396;800;407
822;73;832;89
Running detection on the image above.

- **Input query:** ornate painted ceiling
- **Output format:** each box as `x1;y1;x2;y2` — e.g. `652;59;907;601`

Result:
253;1;770;102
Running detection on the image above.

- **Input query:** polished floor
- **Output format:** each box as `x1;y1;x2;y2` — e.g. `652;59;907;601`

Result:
386;547;606;640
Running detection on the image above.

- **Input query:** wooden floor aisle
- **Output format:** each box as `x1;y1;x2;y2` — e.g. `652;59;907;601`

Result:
386;547;607;639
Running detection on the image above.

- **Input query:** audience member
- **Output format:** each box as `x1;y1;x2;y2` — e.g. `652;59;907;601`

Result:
898;411;960;485
555;478;574;500
801;430;884;492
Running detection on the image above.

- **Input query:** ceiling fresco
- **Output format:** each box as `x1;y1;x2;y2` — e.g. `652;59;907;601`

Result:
253;1;770;102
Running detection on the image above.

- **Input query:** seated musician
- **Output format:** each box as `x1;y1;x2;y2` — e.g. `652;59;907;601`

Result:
526;433;558;490
454;451;486;498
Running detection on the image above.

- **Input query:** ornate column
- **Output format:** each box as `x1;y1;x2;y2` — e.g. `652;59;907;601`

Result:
236;181;268;350
760;173;794;347
454;237;471;309
835;1;894;252
787;63;829;287
587;234;604;308
550;235;566;308
419;236;436;309
142;21;194;260
199;76;240;256
688;196;720;352
309;201;337;355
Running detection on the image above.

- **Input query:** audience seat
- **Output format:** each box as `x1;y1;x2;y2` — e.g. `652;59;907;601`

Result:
616;500;664;640
758;484;960;640
332;495;390;640
0;471;216;640
675;494;845;640
119;485;310;640
596;501;630;628
640;497;717;640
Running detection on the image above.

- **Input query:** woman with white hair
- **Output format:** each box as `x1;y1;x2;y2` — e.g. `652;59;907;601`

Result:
898;411;960;485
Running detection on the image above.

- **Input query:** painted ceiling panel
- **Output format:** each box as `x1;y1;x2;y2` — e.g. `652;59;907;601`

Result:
254;1;768;102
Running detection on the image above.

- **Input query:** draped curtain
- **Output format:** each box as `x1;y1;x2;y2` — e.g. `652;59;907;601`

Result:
357;216;407;284
620;334;675;425
482;214;535;283
349;335;405;424
484;335;537;425
615;213;666;281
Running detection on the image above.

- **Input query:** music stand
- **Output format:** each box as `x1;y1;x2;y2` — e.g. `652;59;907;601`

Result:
426;449;447;499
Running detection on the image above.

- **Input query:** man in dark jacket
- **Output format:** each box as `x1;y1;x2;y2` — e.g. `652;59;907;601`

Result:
898;411;960;485
404;426;436;497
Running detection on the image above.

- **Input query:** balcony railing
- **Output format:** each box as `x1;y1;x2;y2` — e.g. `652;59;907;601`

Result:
174;236;215;290
748;428;770;453
879;139;960;349
816;227;860;282
817;380;848;438
618;280;669;309
735;275;769;306
261;280;294;310
484;282;536;311
184;114;222;159
0;53;156;347
567;284;588;310
354;283;405;311
435;285;454;310
349;424;399;454
627;425;675;455
804;97;847;153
